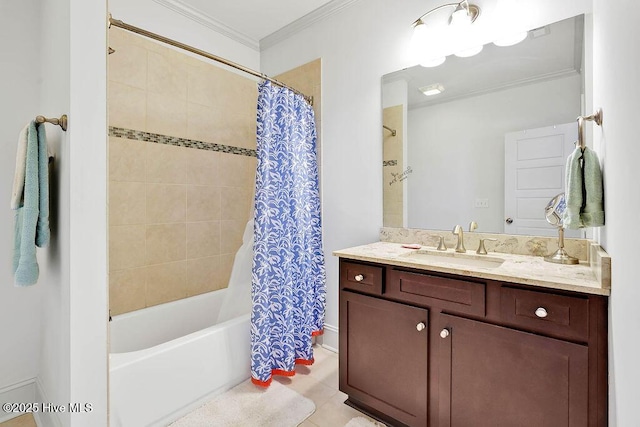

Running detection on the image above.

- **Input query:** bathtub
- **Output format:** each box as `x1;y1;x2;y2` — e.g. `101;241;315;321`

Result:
109;289;251;427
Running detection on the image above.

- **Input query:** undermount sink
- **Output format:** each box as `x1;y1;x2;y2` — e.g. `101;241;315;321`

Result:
400;250;505;269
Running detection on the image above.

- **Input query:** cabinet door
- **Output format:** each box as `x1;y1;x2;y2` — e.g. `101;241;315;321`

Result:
340;290;429;427
438;314;588;427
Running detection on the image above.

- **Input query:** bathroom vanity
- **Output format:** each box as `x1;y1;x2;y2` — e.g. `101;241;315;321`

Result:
334;239;609;427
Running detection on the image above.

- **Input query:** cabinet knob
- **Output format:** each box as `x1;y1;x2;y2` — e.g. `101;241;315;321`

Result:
354;274;364;282
535;307;548;318
505;217;514;224
416;322;426;332
440;328;450;338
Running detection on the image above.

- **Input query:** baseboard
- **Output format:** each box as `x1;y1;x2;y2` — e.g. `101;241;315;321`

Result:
320;323;339;353
33;377;62;427
0;378;37;423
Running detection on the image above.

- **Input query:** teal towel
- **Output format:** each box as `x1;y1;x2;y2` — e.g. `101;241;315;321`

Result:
13;121;50;286
563;146;605;229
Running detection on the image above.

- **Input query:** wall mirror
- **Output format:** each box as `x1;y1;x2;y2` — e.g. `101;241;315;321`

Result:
382;14;587;237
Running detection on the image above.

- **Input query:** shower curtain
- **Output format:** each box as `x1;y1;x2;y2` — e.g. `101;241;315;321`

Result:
251;81;326;387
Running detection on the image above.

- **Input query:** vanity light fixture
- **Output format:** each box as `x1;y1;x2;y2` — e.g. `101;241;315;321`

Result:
454;44;483;57
493;31;528;47
412;0;481;67
420;83;445;96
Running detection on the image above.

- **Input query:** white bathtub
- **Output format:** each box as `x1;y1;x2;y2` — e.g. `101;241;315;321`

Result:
109;289;251;427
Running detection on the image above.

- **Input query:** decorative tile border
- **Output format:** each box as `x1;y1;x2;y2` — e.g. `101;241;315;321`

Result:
383;160;397;167
109;126;257;157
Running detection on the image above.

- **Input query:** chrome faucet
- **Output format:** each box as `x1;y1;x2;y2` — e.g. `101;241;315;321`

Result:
452;225;466;253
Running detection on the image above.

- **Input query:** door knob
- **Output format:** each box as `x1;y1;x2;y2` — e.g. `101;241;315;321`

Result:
535;307;548;318
416;322;426;332
440;328;450;338
354;274;364;282
505;217;514;224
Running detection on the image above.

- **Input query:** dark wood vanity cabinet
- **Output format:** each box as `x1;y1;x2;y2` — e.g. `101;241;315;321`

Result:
338;259;608;427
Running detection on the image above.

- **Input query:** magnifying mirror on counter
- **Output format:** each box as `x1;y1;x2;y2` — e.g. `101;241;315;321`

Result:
544;193;579;264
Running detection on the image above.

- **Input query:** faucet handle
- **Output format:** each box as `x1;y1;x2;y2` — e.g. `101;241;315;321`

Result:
433;235;447;251
469;221;478;232
476;238;498;255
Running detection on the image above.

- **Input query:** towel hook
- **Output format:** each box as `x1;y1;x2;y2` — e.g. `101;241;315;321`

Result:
35;114;68;131
577;108;602;149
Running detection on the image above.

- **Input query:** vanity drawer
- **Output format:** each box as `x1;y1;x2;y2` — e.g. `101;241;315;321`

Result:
340;261;383;295
500;287;589;342
386;269;485;316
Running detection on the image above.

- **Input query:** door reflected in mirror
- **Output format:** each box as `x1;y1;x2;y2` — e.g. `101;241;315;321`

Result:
382;14;587;237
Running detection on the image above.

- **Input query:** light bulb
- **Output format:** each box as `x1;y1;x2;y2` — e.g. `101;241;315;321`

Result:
419;56;446;67
494;31;528;47
449;7;472;27
455;44;483;57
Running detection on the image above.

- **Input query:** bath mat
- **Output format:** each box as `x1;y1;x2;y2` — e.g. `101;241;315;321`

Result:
169;379;315;427
344;417;387;427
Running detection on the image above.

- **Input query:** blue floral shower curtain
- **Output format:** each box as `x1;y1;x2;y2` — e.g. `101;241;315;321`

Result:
251;81;326;387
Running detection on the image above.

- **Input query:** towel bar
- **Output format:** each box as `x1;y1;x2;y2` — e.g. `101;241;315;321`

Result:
35;114;68;131
577;109;602;149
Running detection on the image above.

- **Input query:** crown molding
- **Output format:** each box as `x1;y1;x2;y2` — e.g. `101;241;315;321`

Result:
152;0;260;51
260;0;360;50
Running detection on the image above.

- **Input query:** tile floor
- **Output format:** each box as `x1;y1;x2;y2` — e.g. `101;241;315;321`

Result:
0;345;381;427
277;345;382;426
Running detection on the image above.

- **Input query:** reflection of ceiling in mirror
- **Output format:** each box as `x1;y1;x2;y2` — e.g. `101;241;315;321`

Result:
383;15;583;110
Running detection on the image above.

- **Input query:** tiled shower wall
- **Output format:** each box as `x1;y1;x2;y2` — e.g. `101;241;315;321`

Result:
107;27;256;315
107;29;322;316
383;105;404;227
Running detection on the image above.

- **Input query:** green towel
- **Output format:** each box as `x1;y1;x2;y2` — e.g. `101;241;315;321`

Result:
563;146;604;229
13;121;50;286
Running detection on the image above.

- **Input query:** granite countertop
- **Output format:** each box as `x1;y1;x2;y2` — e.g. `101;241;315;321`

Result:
333;241;611;296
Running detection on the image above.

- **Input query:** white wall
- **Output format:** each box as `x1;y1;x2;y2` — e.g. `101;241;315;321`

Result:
592;0;640;425
261;0;591;351
36;0;73;424
1;0;108;425
0;1;45;415
407;75;581;232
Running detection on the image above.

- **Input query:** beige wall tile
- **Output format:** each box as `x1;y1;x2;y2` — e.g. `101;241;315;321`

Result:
218;253;234;288
218;153;256;188
108;41;147;90
146;184;186;224
109;268;147;315
109;81;146;130
110;225;146;271
109;181;146;226
146;223;186;264
187;221;220;259
221;187;251;221
186;256;226;296
146;261;187;306
147;91;187;137
187;62;225;108
220;220;246;255
186;102;223;145
146;142;187;184
147;50;188;101
109;136;146;182
186;148;219;185
187;186;221;221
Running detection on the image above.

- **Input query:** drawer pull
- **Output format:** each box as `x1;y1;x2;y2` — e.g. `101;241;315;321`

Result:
354;274;364;282
440;328;450;338
416;322;426;332
535;307;548;318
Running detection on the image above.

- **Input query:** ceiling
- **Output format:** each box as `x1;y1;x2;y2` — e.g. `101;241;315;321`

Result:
169;0;336;45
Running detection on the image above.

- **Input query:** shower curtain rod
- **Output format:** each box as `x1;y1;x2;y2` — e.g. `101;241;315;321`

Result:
108;15;313;105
